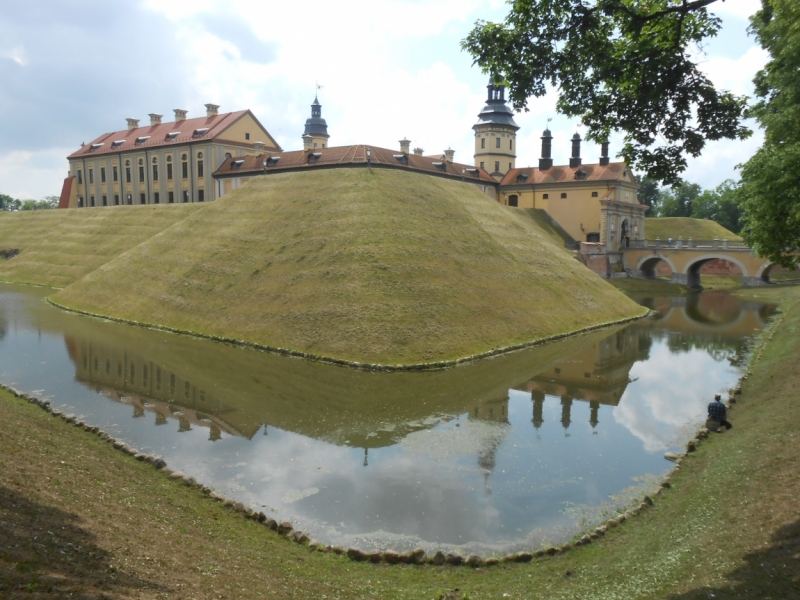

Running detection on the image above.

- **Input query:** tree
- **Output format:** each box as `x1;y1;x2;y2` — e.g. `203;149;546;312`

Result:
692;179;742;233
738;0;800;268
0;194;21;212
637;176;660;209
653;181;702;218
19;196;59;211
462;0;750;185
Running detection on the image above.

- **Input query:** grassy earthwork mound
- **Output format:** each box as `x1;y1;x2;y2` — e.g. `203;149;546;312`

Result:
645;217;741;241
52;168;644;364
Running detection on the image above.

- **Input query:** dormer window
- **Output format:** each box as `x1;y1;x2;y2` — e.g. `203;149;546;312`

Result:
165;131;180;141
516;173;529;183
231;159;245;170
466;168;480;177
89;143;104;151
192;128;209;138
135;136;150;144
111;140;125;148
392;154;408;165
432;161;446;171
575;169;587;180
307;152;322;164
264;156;280;168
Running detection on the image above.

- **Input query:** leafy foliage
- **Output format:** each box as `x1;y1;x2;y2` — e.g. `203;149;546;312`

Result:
1;194;58;211
652;181;702;218
462;0;750;185
692;180;742;233
738;0;800;268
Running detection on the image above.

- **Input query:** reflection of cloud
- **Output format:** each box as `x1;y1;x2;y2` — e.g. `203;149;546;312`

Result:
400;420;508;464
613;341;736;452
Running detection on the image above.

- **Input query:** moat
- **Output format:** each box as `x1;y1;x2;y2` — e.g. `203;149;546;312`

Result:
0;283;775;554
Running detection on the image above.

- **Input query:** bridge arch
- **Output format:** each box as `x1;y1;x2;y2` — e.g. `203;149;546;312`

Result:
756;262;778;283
682;253;749;288
636;254;677;279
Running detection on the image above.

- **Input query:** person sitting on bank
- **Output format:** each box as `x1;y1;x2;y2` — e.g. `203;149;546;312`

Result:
707;394;733;431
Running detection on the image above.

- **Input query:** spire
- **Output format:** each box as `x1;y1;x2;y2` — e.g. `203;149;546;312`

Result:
303;94;329;146
473;74;519;131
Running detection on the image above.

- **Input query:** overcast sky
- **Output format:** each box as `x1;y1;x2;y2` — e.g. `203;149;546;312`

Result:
0;0;766;200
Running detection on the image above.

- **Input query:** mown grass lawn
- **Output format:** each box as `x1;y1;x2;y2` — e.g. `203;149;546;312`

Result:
2;286;798;599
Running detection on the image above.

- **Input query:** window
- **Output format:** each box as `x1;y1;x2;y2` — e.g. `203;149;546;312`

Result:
100;167;106;183
509;139;513;150
198;189;205;202
78;197;84;207
135;136;150;144
113;166;118;182
126;167;131;183
102;195;107;206
313;143;317;149
509;162;512;170
587;233;600;242
139;166;145;181
197;159;204;177
494;161;500;172
126;194;132;205
495;138;501;148
245;132;250;140
111;140;125;148
224;152;232;159
154;192;160;204
192;128;209;137
165;132;179;141
183;190;189;203
481;138;485;149
89;169;94;184
560;192;567;198
508;194;518;207
167;163;173;180
542;193;549;199
77;170;83;184
152;164;158;181
90;195;95;206
591;191;599;197
480;161;485;169
322;143;326;148
182;161;188;179
168;191;174;203
140;193;146;204
114;194;119;205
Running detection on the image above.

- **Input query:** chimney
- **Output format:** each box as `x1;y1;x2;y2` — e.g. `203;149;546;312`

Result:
205;103;220;117
126;118;140;131
413;147;424;155
254;140;265;153
302;134;313;152
149;113;163;126
444;148;455;163
599;140;610;166
399;138;411;154
539;128;553;170
570;133;582;168
174;109;188;122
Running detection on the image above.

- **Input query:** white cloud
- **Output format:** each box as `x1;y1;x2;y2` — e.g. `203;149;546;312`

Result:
0;148;72;199
710;0;762;20
1;45;27;66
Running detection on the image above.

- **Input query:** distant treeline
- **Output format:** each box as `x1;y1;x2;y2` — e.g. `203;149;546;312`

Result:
638;178;742;234
0;194;59;211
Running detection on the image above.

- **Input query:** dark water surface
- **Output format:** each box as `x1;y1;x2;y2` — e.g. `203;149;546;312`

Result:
0;284;775;554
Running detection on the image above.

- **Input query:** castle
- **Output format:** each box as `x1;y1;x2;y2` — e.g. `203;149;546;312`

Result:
59;78;645;252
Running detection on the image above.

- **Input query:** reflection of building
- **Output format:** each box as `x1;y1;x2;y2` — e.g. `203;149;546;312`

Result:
468;393;511;492
516;328;644;434
65;337;258;440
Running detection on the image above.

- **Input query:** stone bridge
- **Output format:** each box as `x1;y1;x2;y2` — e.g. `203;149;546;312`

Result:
623;239;777;287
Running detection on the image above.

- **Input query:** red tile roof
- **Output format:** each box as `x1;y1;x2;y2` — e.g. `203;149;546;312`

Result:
58;176;74;209
499;162;636;186
213;145;497;184
67;110;280;159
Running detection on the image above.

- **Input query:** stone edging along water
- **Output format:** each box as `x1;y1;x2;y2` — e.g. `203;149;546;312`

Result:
45;297;649;372
1;354;760;568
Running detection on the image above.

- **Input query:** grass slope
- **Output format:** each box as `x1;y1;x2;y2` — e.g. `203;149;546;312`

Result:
54;169;644;364
2;285;798;599
646;217;741;241
0;205;202;288
505;207;575;248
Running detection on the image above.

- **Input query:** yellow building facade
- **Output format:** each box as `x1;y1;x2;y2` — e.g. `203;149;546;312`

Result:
60;104;280;208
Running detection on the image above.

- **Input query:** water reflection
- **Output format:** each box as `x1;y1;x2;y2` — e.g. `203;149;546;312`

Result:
0;284;776;552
